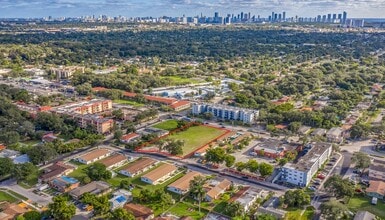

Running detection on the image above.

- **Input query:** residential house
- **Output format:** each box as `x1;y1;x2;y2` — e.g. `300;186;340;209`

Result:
366;180;385;200
0;202;29;220
229;187;264;212
167;171;201;195
119;157;158;177
298;126;312;135
99;154;127;170
326;127;344;143
354;211;376;220
281;142;332;187
311;128;327;137
120;133;140;143
42;133;58;143
109;189;133;210
123;203;154;220
49;176;80;192
74;149;111;164
257;197;287;219
69;181;111;200
369;159;385;181
39;162;75;183
205;179;232;201
141;163;178;185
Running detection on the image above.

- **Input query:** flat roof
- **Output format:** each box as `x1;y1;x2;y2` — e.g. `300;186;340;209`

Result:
168;171;201;191
142;163;177;182
284;142;332;172
78;149;110;162
121;157;157;174
70;181;110;198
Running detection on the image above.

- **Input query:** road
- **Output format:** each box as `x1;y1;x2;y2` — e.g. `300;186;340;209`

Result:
0;179;52;207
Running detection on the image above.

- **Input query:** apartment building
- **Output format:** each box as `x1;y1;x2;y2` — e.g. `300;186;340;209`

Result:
51;66;84;80
54;99;112;115
281;142;332;187
192;103;258;124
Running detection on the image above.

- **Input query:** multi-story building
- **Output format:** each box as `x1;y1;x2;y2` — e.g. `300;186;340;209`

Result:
74;114;114;134
192;103;258;124
54;99;112;115
51;66;85;80
281;142;332;187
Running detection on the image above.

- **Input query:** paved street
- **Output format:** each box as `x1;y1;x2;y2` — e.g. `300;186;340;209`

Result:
0;179;52;207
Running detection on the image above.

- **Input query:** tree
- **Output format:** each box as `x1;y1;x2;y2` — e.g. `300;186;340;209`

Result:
163;139;184;155
224;155;236;167
82;193;110;216
112;109;124;120
111;208;135;220
205;147;226;164
114;129;123;140
283;189;310;208
235;162;247;172
48;196;76;220
320;199;351;220
284;151;297;161
189;175;207;213
350;123;370;139
86;163;112;181
13;162;38;183
255;213;277;220
22;211;42;220
324;175;355;199
246;159;259;173
27;144;57;165
351;152;371;172
259;162;274;177
224;202;243;217
278;158;288;166
0;158;14;177
159;191;174;211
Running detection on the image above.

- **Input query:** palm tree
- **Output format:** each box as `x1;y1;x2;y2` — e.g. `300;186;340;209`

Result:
189;175;207;213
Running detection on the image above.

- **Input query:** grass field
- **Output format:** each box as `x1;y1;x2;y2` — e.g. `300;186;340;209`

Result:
167;125;227;156
113;99;144;107
348;195;385;218
168;202;208;220
153;120;179;131
160;76;202;85
0;191;18;203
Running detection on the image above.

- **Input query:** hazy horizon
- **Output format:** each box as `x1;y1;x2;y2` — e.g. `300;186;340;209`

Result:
0;0;384;19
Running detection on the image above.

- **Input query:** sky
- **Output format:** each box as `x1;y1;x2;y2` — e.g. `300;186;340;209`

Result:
0;0;384;18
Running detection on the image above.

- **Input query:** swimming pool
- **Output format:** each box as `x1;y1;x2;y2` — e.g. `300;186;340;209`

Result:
61;176;79;184
115;195;127;203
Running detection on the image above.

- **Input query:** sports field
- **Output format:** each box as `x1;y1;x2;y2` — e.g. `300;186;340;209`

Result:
167;125;227;156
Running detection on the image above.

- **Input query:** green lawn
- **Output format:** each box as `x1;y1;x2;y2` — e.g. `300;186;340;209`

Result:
153;120;179;131
284;207;314;220
168;202;208;220
113;99;144;107
160;76;202;85
67;162;90;181
0;191;18;203
167;125;226;156
348;195;385;218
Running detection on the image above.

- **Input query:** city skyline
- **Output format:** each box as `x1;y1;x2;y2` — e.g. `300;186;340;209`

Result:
0;0;384;18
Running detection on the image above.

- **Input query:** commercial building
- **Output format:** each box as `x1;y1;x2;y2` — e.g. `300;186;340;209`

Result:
281;142;332;187
70;181;111;200
141;163;178;185
119;157;158;177
74;149;111;164
99;154;127;170
39;162;75;183
192;103;258;124
167;171;201;195
49;176;80;192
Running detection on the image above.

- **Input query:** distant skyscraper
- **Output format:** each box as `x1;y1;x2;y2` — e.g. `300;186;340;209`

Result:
271;12;275;21
282;12;286;21
332;14;337;22
338;14;342;21
327;14;331;22
241;12;244;20
278;14;282;21
214;12;219;18
342;11;347;24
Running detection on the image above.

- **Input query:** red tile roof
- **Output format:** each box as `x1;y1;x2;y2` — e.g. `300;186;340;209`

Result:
170;100;191;110
0;144;6;151
92;87;108;92
121;133;140;141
